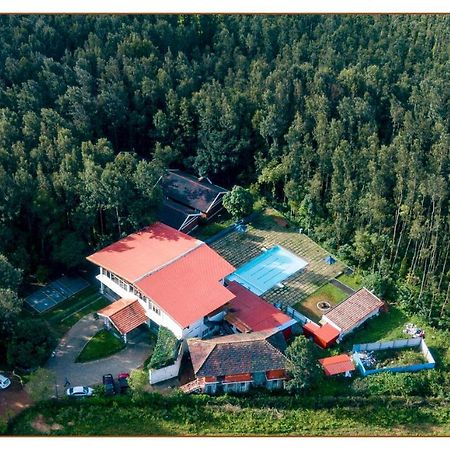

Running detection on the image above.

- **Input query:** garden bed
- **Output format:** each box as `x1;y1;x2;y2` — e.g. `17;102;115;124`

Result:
76;330;125;363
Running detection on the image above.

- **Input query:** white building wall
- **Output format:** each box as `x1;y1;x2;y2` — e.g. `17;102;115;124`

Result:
96;270;198;339
96;274;138;300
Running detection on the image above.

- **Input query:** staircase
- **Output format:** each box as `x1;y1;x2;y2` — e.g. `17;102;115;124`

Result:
180;379;203;394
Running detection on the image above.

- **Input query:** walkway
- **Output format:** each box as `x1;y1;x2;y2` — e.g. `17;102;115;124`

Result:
329;278;355;296
45;314;152;396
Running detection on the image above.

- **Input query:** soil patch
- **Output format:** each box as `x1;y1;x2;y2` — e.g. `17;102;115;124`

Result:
31;414;64;434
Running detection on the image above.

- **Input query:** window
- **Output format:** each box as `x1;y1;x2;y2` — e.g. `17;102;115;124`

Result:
152;305;160;315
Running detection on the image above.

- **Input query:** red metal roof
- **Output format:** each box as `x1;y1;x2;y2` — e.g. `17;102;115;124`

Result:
319;354;355;376
225;281;292;332
266;369;287;380
315;323;340;344
86;222;201;283
136;244;235;328
224;373;253;383
98;299;148;335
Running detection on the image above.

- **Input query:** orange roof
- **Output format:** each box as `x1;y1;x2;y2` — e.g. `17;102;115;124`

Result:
266;369;287;380
136;245;235;328
98;299;148;335
225;281;292;332
303;321;320;333
86;222;201;283
315;323;340;344
223;373;253;383
319;354;355;376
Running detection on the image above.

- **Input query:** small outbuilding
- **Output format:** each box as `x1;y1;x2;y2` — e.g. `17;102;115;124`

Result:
97;298;148;343
303;321;340;349
321;288;384;340
319;354;355;377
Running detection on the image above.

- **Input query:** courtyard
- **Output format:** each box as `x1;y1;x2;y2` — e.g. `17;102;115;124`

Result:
210;210;348;308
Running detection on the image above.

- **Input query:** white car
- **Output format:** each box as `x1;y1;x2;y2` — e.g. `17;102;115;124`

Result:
0;374;11;389
66;386;94;397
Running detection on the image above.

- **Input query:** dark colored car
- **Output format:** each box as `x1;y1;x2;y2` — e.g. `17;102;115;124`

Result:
117;372;129;394
102;374;115;396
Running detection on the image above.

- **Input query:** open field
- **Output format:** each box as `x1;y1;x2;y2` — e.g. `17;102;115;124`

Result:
293;282;349;322
5;393;450;436
210;209;347;306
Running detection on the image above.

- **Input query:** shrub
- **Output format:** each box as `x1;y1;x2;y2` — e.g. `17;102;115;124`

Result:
148;327;179;370
25;368;56;402
7;319;56;369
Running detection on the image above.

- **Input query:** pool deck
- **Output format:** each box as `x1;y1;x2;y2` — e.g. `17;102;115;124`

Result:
210;212;347;307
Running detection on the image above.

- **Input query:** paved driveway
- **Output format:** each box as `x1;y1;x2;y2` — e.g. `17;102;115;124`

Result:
45;315;152;395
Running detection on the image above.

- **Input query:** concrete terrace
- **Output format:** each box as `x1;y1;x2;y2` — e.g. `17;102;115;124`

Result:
210;211;347;307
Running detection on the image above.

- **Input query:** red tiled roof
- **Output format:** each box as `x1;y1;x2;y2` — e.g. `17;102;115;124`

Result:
323;288;384;333
225;281;292;332
98;299;148;335
319;354;355;376
86;222;201;283
136;244;235;328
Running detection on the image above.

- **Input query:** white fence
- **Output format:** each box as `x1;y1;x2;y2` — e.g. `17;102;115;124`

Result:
355;337;422;352
148;345;184;385
285;305;311;325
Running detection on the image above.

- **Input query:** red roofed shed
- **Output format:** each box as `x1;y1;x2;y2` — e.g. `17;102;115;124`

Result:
303;321;340;349
319;354;355;376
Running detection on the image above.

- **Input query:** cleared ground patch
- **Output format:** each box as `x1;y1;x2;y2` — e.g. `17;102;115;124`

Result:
293;282;349;322
210;209;347;307
75;330;125;363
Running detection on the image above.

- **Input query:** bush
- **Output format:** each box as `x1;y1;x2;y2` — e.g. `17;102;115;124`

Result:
222;186;254;220
7;319;56;369
25;368;56;402
148;327;179;370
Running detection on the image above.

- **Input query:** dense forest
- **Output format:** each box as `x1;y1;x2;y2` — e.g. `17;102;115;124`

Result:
0;15;449;328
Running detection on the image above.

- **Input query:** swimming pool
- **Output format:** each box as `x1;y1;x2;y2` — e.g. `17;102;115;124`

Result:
227;245;308;295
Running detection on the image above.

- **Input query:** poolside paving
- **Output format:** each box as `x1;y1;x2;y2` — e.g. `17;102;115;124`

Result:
210;212;347;307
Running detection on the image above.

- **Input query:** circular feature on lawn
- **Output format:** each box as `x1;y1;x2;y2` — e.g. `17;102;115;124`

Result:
316;301;331;312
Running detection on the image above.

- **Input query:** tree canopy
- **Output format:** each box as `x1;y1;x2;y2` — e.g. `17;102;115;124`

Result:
0;15;448;325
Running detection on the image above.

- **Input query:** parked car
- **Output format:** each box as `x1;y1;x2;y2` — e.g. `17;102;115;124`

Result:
117;372;129;394
102;374;116;396
66;386;94;397
0;374;11;390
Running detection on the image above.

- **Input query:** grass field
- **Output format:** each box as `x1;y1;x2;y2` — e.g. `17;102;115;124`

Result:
293;282;348;322
372;348;427;369
6;393;450;436
337;272;364;290
75;330;125;363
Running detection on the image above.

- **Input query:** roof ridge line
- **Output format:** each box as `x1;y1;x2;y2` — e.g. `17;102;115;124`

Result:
133;240;204;283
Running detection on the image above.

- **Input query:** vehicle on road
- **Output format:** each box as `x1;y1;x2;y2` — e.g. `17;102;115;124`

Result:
66;386;94;397
117;372;129;394
0;374;11;389
103;373;116;396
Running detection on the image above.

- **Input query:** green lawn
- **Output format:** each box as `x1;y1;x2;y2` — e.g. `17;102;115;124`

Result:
75;330;125;363
337;272;364;290
293;282;348;322
6;393;450;436
192;217;234;241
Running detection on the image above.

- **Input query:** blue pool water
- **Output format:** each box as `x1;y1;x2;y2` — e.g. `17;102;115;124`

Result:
227;245;308;295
